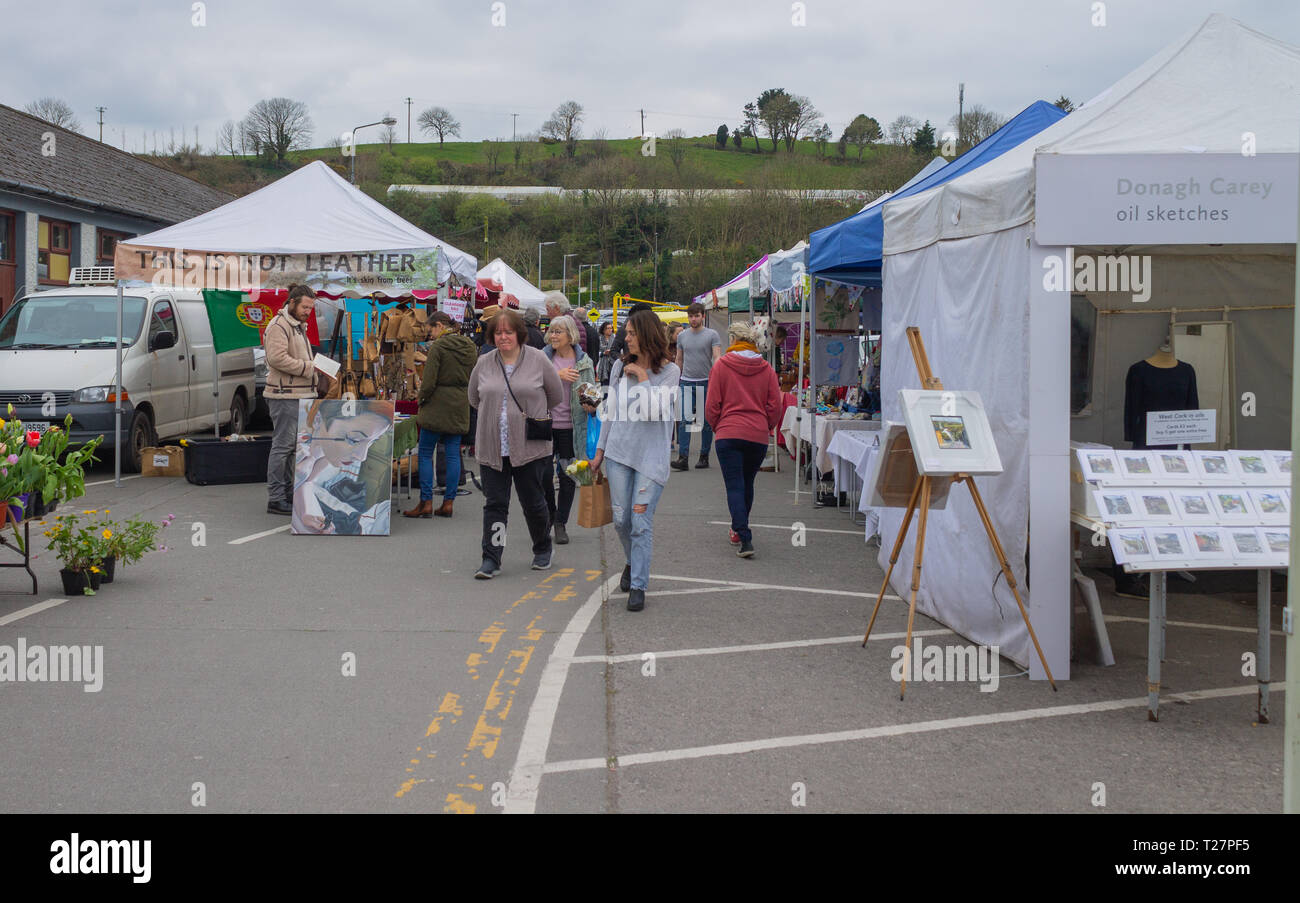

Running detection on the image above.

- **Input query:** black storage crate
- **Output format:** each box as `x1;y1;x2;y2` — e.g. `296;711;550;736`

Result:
183;437;272;486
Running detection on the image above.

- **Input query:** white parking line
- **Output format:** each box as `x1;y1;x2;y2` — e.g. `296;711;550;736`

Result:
0;598;69;627
650;574;897;601
83;475;142;487
229;524;292;545
565;628;956;665
1105;614;1285;637
541;683;1286;775
708;520;864;536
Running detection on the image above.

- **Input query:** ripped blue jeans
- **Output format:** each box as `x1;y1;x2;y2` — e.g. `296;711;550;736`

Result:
603;458;665;591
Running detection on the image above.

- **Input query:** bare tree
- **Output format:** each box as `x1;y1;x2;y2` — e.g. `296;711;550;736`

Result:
381;112;397;150
541;100;584;156
812;123;832;157
664;128;688;176
417;106;461;145
482;139;504;176
218;120;239;159
784;95;821;151
888;115;920;146
589;127;613;159
1053;95;1075;113
24;97;81;131
241;97;313;164
949;104;1005;148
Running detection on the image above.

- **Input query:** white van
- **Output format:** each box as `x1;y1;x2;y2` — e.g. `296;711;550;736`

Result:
0;270;255;472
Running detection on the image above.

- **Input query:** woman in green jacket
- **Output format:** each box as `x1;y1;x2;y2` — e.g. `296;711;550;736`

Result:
404;312;479;519
542;315;596;544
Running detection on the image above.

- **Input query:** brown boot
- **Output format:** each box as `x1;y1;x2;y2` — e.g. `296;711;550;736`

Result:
433;499;454;518
403;500;434;518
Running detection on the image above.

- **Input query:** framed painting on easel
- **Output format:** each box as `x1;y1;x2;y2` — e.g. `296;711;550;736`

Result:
898;389;1003;477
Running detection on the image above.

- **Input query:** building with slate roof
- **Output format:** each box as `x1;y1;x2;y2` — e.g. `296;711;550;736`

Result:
0;103;234;312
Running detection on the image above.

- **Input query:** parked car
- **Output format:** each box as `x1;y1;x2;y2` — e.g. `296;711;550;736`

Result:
0;277;256;472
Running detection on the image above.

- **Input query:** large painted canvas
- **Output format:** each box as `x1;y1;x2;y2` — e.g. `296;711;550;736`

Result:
293;399;395;535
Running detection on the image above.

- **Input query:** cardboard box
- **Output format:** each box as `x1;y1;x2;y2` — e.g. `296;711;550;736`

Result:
142;446;186;477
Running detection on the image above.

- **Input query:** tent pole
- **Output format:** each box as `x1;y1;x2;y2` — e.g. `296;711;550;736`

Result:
1284;140;1300;814
212;347;220;438
114;283;123;488
810;281;819;506
794;280;808;502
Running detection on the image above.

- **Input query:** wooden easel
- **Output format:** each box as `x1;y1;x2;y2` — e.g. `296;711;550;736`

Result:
862;327;1057;697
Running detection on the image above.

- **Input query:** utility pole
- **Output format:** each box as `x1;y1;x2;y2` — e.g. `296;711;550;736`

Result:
405;97;413;143
652;230;659;301
96;106;106;142
512;113;518;142
957;83;965;151
640;109;645;137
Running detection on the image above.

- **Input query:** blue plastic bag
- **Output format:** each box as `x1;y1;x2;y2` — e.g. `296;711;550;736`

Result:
586;411;601;459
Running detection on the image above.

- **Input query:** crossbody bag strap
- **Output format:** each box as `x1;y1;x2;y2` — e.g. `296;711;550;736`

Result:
497;348;527;415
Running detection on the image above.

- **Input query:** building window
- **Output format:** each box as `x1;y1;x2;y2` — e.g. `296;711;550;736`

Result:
0;211;14;263
98;230;127;267
38;218;72;284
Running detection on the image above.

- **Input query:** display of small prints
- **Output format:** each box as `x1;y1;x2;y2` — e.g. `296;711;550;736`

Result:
1154;451;1195;479
1147;527;1188;560
1110;528;1152;563
1136;490;1175;519
1249;489;1288;523
1227;528;1266;557
1077;448;1119;481
1094;489;1138;522
1210;489;1255;521
1263;529;1290;555
1194;451;1236;480
1189;527;1228;558
1117;451;1156;479
1232;451;1274;481
1267;450;1291;475
1173;490;1216;523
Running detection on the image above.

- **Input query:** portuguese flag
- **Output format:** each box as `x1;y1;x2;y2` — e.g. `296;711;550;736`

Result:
202;290;320;354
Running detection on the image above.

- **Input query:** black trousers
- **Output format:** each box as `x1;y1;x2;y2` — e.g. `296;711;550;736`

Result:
543;428;576;528
481;456;553;566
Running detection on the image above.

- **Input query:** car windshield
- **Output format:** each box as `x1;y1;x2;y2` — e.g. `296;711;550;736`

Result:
0;295;147;349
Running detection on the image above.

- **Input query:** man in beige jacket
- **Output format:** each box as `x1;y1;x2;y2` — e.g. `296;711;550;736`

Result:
263;285;319;514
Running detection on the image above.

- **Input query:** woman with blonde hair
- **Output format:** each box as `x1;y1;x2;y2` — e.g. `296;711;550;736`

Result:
706;321;783;558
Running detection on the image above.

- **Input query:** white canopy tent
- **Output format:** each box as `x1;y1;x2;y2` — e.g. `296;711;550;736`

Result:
122;160;478;288
879;14;1299;679
476;257;547;312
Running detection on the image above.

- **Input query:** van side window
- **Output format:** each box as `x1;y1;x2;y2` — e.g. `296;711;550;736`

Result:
149;300;178;345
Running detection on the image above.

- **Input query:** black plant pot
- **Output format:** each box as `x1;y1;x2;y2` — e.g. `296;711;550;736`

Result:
59;568;101;596
100;555;116;584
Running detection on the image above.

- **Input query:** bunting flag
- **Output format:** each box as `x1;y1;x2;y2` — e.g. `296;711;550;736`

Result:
202;290;320;354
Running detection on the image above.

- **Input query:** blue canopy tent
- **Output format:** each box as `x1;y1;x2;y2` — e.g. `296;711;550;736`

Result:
808;100;1068;286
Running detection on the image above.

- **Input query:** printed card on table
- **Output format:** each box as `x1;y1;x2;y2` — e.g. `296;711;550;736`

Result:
1109;527;1153;565
1093;489;1140;524
1194;451;1237;481
1210;489;1256;522
1146;527;1191;562
1226;527;1268;559
1249;489;1288;524
1172;489;1216;524
1153;450;1195;481
1077;448;1120;482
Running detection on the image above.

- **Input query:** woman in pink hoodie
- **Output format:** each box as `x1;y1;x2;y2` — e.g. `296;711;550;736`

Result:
705;322;783;558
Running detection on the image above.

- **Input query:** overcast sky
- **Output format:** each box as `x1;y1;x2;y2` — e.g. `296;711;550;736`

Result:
3;0;1296;154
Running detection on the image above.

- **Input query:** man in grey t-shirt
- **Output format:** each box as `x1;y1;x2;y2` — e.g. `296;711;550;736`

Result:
672;302;722;470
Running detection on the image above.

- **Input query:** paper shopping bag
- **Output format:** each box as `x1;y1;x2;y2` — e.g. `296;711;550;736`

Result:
576;474;613;528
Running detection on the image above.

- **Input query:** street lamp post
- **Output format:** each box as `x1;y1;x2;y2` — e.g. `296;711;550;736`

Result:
538;241;557;286
562;253;578;298
350;117;398;185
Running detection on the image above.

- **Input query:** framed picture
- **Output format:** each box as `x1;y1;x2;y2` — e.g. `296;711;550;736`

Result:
1210;489;1256;521
1093;489;1140;523
1267;450;1291;476
1226;527;1268;559
1147;527;1191;562
1172;489;1217;524
1262;528;1290;557
898;389;1003;476
1231;451;1274;482
1109;527;1154;565
1153;450;1196;481
1249;489;1288;524
1194;451;1237;481
1188;526;1231;562
1077;448;1120;482
1116;451;1158;482
292;398;396;536
1135;490;1176;521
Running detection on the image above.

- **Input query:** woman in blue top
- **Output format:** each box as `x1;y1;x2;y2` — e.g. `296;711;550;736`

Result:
591;310;681;612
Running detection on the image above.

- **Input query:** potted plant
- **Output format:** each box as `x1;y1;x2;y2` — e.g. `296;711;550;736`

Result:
1;408;101;552
99;513;172;583
43;512;107;596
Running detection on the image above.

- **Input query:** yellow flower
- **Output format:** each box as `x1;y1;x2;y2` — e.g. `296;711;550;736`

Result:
102;529;113;539
179;439;189;446
0;418;5;428
576;460;589;470
83;510;97;514
90;566;101;574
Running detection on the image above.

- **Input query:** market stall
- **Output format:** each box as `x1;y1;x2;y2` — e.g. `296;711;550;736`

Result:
878;13;1299;680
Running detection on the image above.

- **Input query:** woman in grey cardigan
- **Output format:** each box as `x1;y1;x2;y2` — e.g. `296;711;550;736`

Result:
591;310;681;611
467;309;566;578
542;316;596;545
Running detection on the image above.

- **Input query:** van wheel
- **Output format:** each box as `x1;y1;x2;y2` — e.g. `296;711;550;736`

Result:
123;411;154;473
224;393;248;436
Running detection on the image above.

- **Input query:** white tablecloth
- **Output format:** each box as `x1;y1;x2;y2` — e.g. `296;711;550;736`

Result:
824;429;882;540
780;409;879;473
